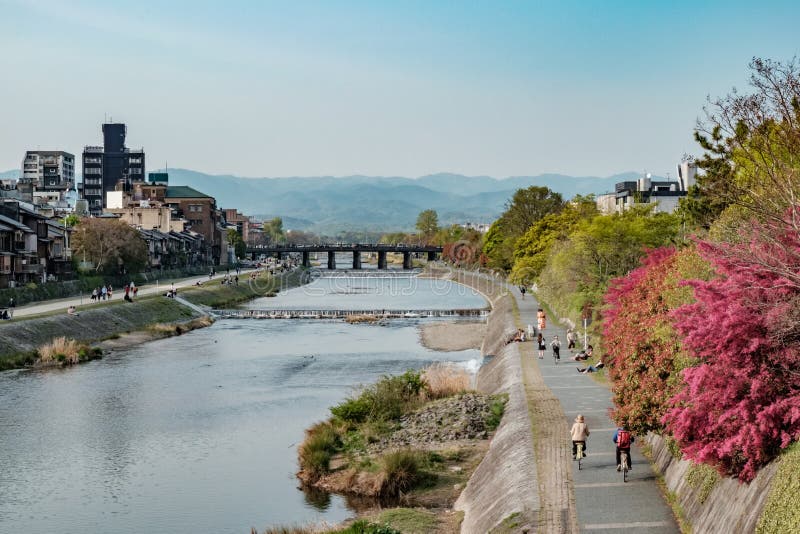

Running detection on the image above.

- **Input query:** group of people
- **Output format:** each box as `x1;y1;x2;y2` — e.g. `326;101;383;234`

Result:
571;414;636;471
123;281;138;302
90;285;113;301
220;274;240;286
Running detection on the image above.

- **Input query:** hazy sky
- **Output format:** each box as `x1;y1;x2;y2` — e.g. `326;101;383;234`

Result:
1;0;798;179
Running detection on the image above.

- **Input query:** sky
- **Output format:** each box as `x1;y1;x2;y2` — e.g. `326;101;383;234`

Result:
1;0;798;179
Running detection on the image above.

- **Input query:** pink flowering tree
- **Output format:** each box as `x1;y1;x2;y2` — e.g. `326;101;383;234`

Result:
664;211;800;482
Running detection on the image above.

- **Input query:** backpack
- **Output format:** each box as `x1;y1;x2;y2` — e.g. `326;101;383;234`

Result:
617;429;631;448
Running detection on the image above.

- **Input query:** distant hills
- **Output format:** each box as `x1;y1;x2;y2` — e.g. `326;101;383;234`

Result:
0;168;664;232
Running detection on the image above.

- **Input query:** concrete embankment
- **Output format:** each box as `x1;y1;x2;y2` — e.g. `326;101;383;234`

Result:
647;434;779;533
0;269;308;370
431;270;539;532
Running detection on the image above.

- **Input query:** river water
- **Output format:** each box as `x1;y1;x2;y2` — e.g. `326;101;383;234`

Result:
0;275;486;534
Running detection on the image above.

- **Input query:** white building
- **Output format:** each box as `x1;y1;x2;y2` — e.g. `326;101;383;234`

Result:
597;163;698;215
21;150;75;192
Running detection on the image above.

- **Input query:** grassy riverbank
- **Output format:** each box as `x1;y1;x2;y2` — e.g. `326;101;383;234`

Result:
291;365;505;533
0;269;308;371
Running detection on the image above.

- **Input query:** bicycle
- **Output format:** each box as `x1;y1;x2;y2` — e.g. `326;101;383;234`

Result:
576;442;584;470
620;448;630;482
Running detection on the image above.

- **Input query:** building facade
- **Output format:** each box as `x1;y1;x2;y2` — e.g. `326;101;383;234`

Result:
21;151;75;192
597;164;698;215
81;123;145;214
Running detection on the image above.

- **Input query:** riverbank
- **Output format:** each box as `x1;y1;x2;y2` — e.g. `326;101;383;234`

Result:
0;269;308;371
418;322;485;352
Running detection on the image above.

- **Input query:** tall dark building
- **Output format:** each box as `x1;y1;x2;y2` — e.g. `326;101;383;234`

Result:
81;122;145;214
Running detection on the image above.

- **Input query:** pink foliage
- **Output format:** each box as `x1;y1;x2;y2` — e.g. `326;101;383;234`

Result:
664;218;800;482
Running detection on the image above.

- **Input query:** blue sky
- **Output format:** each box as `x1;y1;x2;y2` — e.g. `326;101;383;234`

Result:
1;0;798;179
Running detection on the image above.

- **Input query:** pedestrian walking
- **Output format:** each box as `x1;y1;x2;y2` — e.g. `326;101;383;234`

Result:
91;288;98;302
8;297;15;308
527;323;535;339
520;286;526;299
537;333;546;359
537;308;546;331
567;328;576;350
101;285;107;301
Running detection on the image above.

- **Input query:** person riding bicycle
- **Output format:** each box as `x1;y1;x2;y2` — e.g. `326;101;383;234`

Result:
613;426;634;471
570;414;590;459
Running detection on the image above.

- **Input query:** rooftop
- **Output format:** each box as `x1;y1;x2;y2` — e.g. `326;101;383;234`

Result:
165;186;212;199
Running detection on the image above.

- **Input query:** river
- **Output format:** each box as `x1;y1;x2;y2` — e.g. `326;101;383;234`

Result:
0;274;486;534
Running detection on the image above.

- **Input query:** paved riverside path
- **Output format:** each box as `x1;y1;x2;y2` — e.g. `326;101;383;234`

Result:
511;286;680;533
9;268;259;318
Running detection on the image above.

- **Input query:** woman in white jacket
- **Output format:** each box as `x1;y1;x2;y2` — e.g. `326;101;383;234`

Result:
570;414;590;459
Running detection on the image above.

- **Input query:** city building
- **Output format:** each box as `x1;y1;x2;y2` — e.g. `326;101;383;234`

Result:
597;164;697;215
81;122;145;214
22;151;75;191
0;200;70;287
164;185;225;265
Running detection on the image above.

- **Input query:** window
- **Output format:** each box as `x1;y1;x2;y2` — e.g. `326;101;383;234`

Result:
84;168;101;175
129;167;142;174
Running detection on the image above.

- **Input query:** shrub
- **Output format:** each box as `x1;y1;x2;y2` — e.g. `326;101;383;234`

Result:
332;520;402;534
422;363;470;399
664;231;800;482
331;371;423;424
685;462;720;504
37;337;83;365
756;442;800;534
485;394;508;431
380;450;421;497
298;422;340;478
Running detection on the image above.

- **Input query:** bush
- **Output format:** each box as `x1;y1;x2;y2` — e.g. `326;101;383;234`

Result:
380;450;421;497
298;422;340;478
331;370;423;424
422;363;470;399
485;394;508;431
756;442;800;534
37;337;83;365
332;520;402;534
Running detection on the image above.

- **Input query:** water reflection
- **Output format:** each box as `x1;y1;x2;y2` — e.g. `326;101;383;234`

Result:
0;276;484;533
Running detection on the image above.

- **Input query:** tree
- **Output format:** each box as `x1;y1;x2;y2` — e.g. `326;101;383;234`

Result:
510;196;598;284
416;210;439;242
664;227;800;482
500;186;565;237
263;217;285;244
71;218;147;274
686;57;800;233
226;228;246;259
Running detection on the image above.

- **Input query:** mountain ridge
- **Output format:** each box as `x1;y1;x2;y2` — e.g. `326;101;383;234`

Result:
0;168;668;232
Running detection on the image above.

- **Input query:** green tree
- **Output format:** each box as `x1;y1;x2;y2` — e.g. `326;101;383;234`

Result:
226;228;246;259
262;217;285;244
71;218;148;274
510;196;598;284
415;209;439;242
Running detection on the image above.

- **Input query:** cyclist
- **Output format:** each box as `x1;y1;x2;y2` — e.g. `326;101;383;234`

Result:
570;414;590;459
613;426;634;471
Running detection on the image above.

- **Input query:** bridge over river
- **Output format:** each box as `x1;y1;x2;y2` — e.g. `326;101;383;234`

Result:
245;243;443;269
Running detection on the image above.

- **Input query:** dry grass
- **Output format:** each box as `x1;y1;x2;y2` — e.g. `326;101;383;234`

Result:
422;363;470;399
37;336;82;365
148;316;214;336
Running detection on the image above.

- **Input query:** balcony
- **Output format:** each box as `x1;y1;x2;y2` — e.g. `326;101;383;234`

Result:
18;263;43;274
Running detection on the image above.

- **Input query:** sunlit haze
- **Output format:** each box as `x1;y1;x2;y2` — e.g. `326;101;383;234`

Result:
1;0;798;178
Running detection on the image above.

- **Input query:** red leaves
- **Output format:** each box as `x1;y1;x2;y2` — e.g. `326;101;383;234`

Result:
663;231;800;482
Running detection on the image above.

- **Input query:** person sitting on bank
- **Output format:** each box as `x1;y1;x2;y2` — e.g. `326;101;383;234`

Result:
572;345;594;361
0;308;11;320
67;305;79;316
577;360;604;373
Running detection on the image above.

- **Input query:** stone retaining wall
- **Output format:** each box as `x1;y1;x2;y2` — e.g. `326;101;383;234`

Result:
647;433;778;534
450;271;539;532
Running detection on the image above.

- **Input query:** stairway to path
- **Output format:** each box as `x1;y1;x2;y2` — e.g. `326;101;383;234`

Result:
511;286;680;533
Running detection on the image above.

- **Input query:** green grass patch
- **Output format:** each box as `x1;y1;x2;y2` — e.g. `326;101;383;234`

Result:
328;520;402;534
485;393;508;431
685;462;719;504
756;441;800;534
373;508;437;533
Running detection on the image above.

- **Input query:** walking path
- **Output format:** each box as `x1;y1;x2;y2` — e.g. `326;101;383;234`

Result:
512;287;680;533
8;268;258;318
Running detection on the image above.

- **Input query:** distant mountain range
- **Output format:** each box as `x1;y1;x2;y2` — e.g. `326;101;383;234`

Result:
0;168;664;232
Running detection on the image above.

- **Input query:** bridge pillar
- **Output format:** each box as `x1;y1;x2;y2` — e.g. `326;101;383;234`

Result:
352;251;361;269
327;251;336;269
403;251;413;270
427;251;437;261
302;251;310;268
378;251;387;270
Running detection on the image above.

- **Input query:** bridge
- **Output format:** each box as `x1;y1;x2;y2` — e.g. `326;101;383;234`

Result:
245;243;443;270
